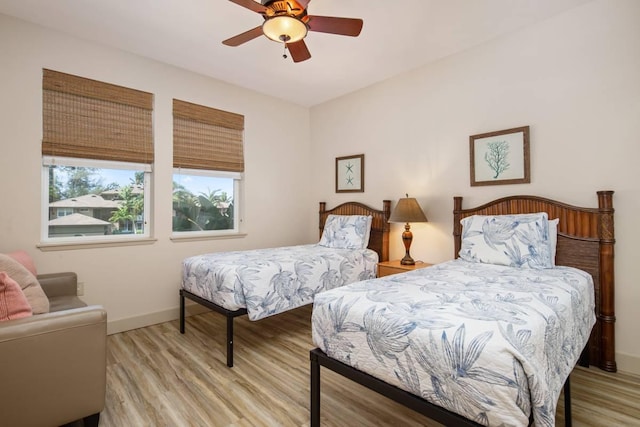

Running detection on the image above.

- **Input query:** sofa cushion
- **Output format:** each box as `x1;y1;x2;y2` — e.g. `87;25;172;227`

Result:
7;250;38;276
48;295;87;312
0;271;33;321
0;254;49;314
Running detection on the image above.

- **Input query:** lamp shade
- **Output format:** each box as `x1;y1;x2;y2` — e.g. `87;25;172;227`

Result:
389;196;428;223
263;16;308;43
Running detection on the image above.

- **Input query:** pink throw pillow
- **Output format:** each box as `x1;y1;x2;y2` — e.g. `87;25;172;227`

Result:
0;254;49;314
0;271;33;321
7;250;38;276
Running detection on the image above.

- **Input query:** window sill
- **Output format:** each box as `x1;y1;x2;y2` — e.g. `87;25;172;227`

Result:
37;237;157;252
170;232;247;243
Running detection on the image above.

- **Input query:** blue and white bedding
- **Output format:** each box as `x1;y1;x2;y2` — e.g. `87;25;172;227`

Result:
312;259;596;426
182;244;378;321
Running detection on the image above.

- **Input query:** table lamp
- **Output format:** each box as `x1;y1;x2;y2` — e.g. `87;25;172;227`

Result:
388;194;428;265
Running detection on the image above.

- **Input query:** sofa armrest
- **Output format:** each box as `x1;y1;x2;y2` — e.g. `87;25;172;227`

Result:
0;306;107;426
37;272;77;298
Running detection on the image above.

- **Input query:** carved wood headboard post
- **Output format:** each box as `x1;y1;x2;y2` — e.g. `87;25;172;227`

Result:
597;190;616;372
453;196;463;258
319;202;326;233
379;200;391;262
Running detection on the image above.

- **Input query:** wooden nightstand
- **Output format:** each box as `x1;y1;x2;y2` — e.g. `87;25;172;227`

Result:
377;260;433;277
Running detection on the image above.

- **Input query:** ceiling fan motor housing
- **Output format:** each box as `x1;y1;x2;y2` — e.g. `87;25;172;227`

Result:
262;1;307;20
260;0;309;44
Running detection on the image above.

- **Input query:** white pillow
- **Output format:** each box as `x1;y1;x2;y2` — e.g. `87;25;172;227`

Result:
318;215;373;249
459;213;553;269
549;218;559;265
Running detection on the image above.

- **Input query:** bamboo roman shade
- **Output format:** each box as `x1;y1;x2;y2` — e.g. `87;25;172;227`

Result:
173;99;245;173
42;69;154;164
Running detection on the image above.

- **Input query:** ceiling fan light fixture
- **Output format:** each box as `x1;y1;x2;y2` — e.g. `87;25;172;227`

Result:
263;15;307;43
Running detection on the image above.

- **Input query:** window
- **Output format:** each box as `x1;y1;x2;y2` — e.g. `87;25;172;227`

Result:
172;99;244;236
42;69;153;243
43;158;150;239
173;169;240;233
56;208;73;217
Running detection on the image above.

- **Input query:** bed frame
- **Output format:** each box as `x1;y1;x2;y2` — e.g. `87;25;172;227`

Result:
310;191;615;426
180;200;391;367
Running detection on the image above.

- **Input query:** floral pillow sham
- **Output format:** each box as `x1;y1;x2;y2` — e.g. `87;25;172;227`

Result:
459;213;554;269
318;215;372;249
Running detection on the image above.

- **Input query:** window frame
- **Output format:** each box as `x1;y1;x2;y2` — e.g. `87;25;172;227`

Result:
41;156;152;245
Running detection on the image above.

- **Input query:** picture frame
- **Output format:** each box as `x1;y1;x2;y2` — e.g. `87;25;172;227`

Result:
335;154;364;193
469;126;530;186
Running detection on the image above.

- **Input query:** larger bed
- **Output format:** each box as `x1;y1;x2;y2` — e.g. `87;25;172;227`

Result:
179;200;391;367
310;191;616;426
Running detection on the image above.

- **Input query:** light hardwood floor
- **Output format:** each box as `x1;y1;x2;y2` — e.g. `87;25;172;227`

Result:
101;306;640;426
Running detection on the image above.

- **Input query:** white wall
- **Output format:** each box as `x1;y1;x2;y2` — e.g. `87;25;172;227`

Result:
310;0;640;374
0;14;312;333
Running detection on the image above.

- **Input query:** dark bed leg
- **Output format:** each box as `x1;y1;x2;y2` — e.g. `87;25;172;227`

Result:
564;376;572;427
578;345;590;368
227;314;234;367
179;291;186;334
310;351;321;427
179;289;247;368
82;412;100;427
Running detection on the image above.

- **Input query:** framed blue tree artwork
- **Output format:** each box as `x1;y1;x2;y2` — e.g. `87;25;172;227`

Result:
469;126;530;186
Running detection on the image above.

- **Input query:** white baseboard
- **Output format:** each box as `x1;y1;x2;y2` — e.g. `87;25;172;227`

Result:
616;352;640;376
106;302;210;335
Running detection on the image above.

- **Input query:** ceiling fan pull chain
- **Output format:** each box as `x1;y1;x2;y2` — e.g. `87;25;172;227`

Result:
283;44;288;59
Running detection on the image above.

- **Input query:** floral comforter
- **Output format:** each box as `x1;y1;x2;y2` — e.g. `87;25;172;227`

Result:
182;244;378;321
312;259;596;426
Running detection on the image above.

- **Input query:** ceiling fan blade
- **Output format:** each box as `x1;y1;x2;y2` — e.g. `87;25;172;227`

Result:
222;26;264;46
307;16;363;37
228;0;267;14
286;40;311;63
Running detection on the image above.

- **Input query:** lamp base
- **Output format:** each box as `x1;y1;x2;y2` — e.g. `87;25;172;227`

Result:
400;224;416;265
400;255;415;265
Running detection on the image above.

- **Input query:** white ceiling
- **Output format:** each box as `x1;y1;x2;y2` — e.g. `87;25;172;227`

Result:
0;0;593;107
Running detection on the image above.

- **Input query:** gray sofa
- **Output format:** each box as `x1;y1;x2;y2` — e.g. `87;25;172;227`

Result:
0;272;107;427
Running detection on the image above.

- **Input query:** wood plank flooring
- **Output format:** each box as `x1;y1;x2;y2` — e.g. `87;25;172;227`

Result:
101;306;640;426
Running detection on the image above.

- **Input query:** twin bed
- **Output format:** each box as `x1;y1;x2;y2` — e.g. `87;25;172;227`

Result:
179;192;616;426
180;200;391;367
310;191;616;426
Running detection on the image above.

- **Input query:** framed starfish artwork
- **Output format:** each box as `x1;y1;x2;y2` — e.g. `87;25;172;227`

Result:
335;154;364;193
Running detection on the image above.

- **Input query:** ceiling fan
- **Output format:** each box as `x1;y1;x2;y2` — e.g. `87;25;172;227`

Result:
223;0;363;63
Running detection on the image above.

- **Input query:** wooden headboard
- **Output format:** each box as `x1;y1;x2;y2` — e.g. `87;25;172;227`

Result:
452;191;616;372
319;201;391;262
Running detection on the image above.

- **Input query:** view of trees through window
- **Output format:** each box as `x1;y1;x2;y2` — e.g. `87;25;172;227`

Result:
47;165;146;238
172;174;234;232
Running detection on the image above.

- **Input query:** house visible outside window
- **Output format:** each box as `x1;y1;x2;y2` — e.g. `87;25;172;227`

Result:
41;69;153;243
172;99;244;236
56;208;74;217
44;158;150;239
